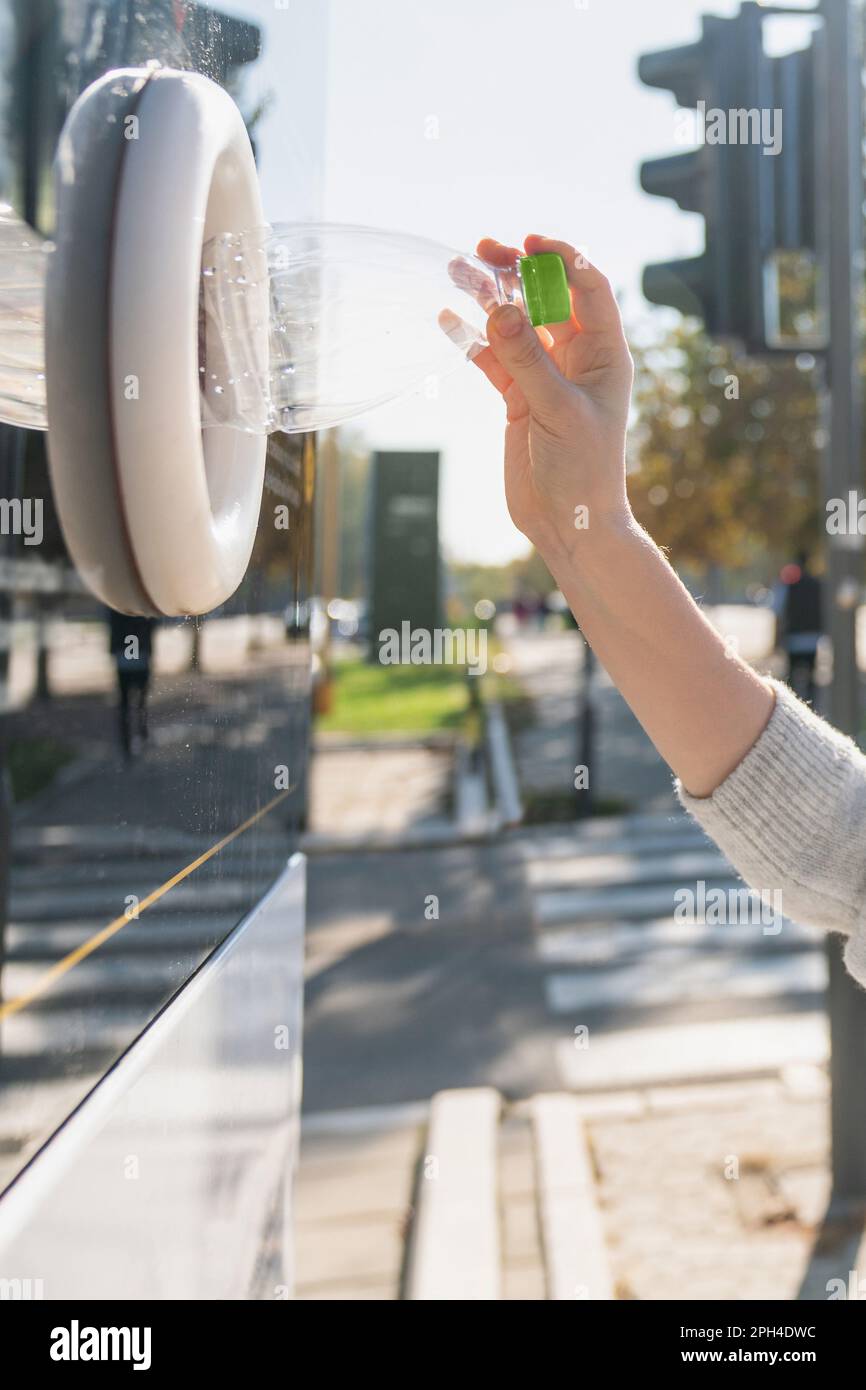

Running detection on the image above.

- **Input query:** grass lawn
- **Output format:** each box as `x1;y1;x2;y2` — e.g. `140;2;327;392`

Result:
316;658;472;734
8;736;77;802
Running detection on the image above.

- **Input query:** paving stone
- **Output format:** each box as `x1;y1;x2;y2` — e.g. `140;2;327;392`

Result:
309;745;451;836
294;1214;404;1289
295;1165;415;1224
299;1125;423;1173
591;1089;831;1301
502;1193;543;1265
296;1279;395;1301
502;1262;548;1301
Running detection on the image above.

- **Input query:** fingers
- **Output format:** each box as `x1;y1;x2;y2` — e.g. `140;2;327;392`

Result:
523;234;624;335
438;308;486;359
534;314;576;348
447;257;499;316
475;236;523;269
468;343;513;395
438;309;513;394
477;235;576;345
485;302;569;416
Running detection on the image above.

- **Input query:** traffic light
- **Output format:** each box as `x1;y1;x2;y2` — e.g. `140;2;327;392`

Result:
638;2;819;353
762;34;823;351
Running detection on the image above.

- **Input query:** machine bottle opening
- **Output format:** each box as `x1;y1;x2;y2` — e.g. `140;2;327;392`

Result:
0;65;573;618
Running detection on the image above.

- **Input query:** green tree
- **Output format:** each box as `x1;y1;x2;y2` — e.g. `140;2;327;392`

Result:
628;319;821;573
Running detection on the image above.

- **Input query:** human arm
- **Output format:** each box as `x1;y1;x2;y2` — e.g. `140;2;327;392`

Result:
473;234;866;976
473;233;774;798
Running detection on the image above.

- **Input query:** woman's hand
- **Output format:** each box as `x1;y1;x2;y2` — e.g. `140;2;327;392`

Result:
468;232;774;798
471;234;634;565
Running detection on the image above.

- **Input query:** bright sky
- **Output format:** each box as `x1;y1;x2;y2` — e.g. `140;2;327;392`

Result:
241;0;813;565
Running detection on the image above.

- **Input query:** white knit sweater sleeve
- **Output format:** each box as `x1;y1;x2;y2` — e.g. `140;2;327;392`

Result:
676;678;866;989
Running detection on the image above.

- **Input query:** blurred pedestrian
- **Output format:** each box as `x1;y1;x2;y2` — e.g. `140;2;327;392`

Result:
108;610;155;760
511;588;529;626
774;553;822;705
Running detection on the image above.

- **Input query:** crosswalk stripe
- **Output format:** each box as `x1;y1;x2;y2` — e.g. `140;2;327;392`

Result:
518;810;698;841
517;827;708;862
536;917;822;964
9;877;261;921
10;853;288;891
527;848;731;890
5;915;239;959
536;878;744;925
544;949;826;1016
555;1012;828;1091
522;804;830;1090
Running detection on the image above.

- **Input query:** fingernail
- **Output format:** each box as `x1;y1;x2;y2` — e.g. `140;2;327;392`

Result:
493;304;523;337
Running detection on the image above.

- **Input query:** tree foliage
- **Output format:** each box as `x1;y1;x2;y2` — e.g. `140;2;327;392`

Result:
628;318;821;571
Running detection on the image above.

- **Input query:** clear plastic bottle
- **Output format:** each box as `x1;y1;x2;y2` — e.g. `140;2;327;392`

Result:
199;224;571;434
0;216;571;435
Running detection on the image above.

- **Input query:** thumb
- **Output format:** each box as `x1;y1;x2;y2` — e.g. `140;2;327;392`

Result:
487;304;568;415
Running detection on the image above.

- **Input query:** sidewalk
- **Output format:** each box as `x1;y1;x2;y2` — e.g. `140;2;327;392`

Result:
296;1071;858;1300
297;617;857;1300
504;629;677;814
307;734;453;841
593;1071;835;1301
503;612;783;817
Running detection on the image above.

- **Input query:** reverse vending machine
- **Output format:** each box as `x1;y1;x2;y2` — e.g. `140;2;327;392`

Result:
0;1;325;1299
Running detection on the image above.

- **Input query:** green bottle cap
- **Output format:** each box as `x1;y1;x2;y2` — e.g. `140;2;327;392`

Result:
518;252;571;327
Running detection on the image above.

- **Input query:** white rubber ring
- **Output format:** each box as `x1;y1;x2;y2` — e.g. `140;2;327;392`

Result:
109;69;267;615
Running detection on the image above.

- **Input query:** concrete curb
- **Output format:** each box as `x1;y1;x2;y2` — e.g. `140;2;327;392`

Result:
485;700;523;828
301;1101;429;1136
454;739;491;837
532;1093;614;1301
554;1012;829;1093
300;821;493;854
405;1087;501;1301
303;701;523;852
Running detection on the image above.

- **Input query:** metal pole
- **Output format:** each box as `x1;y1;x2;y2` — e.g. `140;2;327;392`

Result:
0;425;22;1038
820;0;866;1208
317;428;340;701
575;635;594;819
